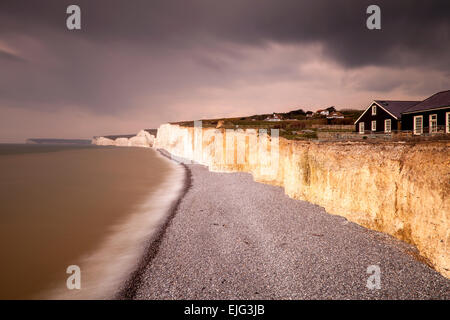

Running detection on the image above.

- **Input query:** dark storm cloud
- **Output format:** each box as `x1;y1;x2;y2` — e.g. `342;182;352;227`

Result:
1;0;449;68
0;0;449;125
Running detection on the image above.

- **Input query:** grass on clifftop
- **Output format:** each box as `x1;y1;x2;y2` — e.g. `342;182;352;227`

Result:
172;119;350;140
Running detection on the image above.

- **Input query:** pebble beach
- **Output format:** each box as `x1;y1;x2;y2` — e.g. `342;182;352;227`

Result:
125;162;450;300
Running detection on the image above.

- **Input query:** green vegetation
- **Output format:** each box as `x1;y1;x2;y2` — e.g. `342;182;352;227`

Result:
173;106;363;141
175;119;329;129
281;130;318;140
339;109;364;121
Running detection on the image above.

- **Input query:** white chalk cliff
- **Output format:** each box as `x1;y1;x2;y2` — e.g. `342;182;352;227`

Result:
92;130;155;148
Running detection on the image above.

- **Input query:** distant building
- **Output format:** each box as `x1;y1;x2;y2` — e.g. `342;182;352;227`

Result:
316;109;329;116
265;113;283;121
401;90;450;135
327;111;344;119
306;111;313;118
354;100;419;134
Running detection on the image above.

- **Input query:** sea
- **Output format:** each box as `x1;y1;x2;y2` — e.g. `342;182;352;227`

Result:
0;144;183;299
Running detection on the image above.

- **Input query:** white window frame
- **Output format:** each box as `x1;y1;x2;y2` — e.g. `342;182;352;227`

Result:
429;114;437;134
384;119;391;133
446;112;450;134
413;115;423;135
359;122;365;134
371;120;376;131
372;105;376;115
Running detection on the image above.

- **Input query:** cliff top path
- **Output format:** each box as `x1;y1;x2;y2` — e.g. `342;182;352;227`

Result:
129;163;449;299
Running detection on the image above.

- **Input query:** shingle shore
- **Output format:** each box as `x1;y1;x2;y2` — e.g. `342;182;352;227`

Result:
132;164;449;299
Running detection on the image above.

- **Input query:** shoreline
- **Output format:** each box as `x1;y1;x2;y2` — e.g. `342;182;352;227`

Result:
0;145;184;299
43;147;186;299
117;150;192;299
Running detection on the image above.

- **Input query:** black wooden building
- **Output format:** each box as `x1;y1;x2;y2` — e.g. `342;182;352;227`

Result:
401;90;450;135
354;100;419;134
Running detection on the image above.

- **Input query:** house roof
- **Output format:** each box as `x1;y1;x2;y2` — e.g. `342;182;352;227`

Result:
373;100;420;118
354;100;419;124
402;90;450;114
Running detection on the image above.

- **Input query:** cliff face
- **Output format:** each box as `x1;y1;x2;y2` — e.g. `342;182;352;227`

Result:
155;123;450;278
92;130;155;148
92;136;115;146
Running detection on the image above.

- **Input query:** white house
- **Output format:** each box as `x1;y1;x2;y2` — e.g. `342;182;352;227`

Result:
316;109;329;116
265;113;283;121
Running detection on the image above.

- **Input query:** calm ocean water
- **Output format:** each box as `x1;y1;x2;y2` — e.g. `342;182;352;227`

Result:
0;144;183;299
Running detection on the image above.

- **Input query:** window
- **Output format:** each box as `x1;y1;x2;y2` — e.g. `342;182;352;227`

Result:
359;122;365;134
446;112;450;134
413;115;423;135
371;120;376;131
372;105;377;115
429;114;437;134
384;119;391;133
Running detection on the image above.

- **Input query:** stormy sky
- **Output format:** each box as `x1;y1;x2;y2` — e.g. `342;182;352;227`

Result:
0;0;449;141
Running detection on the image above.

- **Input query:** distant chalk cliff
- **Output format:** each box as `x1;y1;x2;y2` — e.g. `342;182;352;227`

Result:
91;129;156;148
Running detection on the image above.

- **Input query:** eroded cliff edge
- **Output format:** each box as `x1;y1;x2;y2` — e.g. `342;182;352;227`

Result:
154;123;450;278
